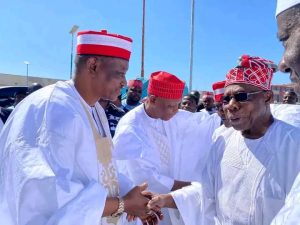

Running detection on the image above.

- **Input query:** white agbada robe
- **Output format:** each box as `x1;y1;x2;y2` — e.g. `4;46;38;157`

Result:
269;104;300;225
271;170;300;225
0;81;134;225
271;103;300;128
171;119;300;225
113;104;219;225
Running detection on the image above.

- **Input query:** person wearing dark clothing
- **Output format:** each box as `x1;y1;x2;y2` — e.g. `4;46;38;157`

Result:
0;107;12;124
99;99;125;137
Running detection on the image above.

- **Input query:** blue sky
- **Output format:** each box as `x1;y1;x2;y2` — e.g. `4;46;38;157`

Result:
0;0;290;91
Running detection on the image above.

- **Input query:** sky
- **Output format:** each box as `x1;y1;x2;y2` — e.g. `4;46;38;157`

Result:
0;0;290;91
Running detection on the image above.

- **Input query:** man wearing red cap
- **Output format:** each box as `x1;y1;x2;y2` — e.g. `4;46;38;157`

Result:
146;55;300;225
122;79;143;113
113;71;218;225
0;30;161;225
211;81;232;141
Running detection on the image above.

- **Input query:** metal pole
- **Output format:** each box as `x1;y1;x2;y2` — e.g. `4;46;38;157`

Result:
189;0;195;90
70;32;74;79
141;0;145;78
26;64;29;87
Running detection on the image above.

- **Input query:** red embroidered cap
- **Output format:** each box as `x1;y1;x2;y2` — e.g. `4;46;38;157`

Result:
148;71;185;100
225;55;278;90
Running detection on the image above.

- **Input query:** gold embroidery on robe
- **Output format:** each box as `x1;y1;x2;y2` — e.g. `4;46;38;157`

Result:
79;101;120;225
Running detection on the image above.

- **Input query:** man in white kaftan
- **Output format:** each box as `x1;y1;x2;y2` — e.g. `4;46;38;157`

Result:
0;30;160;225
148;55;300;225
114;71;219;225
268;1;300;224
0;81;132;225
171;118;300;225
211;81;232;141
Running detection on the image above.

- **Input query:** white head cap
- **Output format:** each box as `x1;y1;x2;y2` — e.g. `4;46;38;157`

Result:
276;0;300;17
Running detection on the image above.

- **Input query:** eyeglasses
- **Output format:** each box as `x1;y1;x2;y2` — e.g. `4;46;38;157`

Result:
223;90;265;105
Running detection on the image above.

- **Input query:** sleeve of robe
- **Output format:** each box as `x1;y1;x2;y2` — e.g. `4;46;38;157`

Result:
170;140;221;225
270;172;300;225
0;116;108;225
113;124;174;194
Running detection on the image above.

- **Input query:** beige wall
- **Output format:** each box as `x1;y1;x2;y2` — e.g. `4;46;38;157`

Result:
0;73;64;87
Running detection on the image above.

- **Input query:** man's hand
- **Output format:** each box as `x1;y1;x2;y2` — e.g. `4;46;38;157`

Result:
124;187;164;224
123;183;150;217
147;193;177;210
140;209;164;225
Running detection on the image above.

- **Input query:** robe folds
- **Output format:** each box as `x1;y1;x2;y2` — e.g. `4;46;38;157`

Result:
171;120;300;225
0;81;133;225
113;105;219;224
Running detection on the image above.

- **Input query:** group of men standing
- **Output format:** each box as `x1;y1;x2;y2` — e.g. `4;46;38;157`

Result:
1;0;300;225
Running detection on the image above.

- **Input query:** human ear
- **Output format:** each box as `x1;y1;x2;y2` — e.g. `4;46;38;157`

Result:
149;95;157;103
265;91;273;103
86;57;97;73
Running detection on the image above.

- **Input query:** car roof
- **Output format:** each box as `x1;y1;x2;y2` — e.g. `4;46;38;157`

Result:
0;86;28;98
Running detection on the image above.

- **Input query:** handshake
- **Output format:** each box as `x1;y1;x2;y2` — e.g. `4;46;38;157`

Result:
121;183;169;225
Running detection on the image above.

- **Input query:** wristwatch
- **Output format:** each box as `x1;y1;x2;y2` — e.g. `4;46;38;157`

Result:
111;197;125;217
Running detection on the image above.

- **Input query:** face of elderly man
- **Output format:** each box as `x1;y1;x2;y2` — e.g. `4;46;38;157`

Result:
277;5;300;93
223;83;273;138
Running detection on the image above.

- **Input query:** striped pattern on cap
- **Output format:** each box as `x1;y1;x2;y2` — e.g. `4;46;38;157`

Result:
212;81;226;102
77;30;133;60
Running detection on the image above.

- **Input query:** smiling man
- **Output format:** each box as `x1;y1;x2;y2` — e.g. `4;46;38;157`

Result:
147;55;300;225
113;71;219;225
0;30;161;225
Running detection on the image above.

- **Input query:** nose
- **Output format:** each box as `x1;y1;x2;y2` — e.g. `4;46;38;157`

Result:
121;76;127;88
224;97;240;112
278;57;291;73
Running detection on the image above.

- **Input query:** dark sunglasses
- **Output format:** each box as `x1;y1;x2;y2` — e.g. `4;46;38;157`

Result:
223;90;265;104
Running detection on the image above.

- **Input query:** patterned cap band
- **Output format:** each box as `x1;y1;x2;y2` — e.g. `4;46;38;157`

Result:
225;55;277;91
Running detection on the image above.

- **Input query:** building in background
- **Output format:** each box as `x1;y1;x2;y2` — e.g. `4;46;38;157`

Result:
0;73;63;87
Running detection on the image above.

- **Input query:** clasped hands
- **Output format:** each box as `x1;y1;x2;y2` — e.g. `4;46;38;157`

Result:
123;183;165;225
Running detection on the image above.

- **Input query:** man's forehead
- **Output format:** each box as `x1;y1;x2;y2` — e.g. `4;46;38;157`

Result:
224;83;259;93
277;7;299;40
183;96;195;102
129;86;142;90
